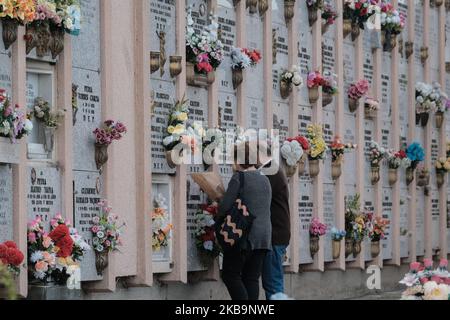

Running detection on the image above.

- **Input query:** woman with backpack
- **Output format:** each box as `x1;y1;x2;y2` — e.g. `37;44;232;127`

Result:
216;142;272;300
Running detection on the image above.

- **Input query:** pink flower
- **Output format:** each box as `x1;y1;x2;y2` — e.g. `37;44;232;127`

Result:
431;276;444;284
439;259;448;269
420;277;429;284
92;226;99;233
423;258;433;269
28;232;36;244
410;262;421;272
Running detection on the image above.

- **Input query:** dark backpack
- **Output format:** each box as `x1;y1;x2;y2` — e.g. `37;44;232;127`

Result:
216;171;255;251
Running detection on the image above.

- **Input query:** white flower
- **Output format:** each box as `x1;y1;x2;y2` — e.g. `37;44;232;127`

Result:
30;251;44;263
203;240;214;251
281;141;303;166
24;119;33;133
96;231;105;239
292;74;303;87
96;245;104;252
0;121;10;135
423;282;450;300
399;273;419;287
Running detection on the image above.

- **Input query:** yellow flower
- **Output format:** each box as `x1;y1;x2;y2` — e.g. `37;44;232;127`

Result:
177;112;188;122
167;126;175;134
444;161;450;171
436;161;442;169
173;124;185;135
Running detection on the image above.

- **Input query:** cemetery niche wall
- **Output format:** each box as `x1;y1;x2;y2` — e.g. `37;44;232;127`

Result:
0;0;449;299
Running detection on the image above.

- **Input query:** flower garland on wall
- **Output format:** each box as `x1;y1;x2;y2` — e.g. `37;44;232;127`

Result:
195;202;221;266
0;88;33;142
151;193;173;252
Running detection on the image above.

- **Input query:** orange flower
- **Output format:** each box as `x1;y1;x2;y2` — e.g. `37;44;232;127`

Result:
35;260;48;272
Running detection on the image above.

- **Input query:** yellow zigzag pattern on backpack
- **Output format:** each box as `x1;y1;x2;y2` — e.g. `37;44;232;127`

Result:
219;199;251;246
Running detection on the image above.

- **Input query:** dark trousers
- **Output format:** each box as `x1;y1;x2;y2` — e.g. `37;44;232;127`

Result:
222;248;267;300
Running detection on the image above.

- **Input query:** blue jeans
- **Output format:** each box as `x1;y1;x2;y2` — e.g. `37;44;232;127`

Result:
262;245;287;300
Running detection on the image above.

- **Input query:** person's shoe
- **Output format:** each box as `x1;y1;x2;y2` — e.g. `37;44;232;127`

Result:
269;293;295;300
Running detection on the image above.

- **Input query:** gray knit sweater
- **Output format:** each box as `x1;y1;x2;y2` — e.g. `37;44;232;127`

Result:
218;170;272;251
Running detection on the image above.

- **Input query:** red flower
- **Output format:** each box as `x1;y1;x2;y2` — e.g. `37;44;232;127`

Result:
7;248;24;266
196;61;213;73
49;225;74;258
201;228;216;242
3;241;17;249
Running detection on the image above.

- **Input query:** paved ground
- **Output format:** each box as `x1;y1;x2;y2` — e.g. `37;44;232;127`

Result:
349;290;402;300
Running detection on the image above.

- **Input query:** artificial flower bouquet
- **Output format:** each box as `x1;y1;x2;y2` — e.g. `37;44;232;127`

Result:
368;141;385;185
0;241;25;277
306;124;328;160
343;0;380;40
0;0;36;50
279;65;304;99
186;7;224;79
230;47;262;70
415;82;447;127
91;200;124;255
281;137;305;177
28;215;87;284
405;142;425;170
195;202;221;266
0;88;33;142
379;0;405;51
366;213;389;258
309;218;327;258
344;193;367;257
230;47;262;89
93;119;127;170
321;4;338;32
152;193;173;252
306;124;328;177
364;96;379;119
32;97;65;128
321;71;338;106
386;148;410;185
435;157;450;188
347;79;369;112
24;0;81;58
307;71;326;103
330;136;357;164
400;259;450;300
162;97;189;154
330;227;346;259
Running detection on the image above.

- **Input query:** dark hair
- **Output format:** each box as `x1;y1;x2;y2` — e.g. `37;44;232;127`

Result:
234;142;256;169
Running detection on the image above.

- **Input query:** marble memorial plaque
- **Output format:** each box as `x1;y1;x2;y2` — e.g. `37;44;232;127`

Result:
429;7;439;71
0;52;12;91
381;54;392;121
73;171;102;281
323;183;335;262
0;165;12;242
245;14;264;100
299;181;314;265
273;102;290;141
72;68;102;172
416;187;425;256
363;120;375;187
382;188;393;260
72;0;100;70
322;111;335;185
363;186;375;262
186;175;208;272
431;190;440;252
297;3;313;105
414;3;424;80
343;115;357;186
27;167;62;231
399;60;409;128
272;24;289;102
400;187;409;258
217;4;237;93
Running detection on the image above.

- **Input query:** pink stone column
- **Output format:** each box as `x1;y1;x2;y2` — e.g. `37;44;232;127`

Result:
11;25;28;298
